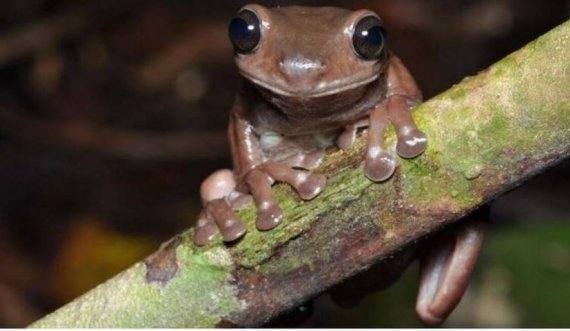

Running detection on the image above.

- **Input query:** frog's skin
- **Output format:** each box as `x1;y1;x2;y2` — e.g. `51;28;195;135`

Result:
193;4;484;326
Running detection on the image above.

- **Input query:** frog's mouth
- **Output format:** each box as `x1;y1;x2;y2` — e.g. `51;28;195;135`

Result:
241;72;380;98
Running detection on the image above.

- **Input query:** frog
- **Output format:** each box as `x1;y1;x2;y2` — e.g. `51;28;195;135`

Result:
194;4;428;244
192;4;485;326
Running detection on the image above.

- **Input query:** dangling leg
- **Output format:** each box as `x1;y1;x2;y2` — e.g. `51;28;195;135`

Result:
416;214;486;326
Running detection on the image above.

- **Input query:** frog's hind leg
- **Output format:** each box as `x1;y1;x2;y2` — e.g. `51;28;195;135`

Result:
387;95;427;158
416;215;486;326
193;169;247;245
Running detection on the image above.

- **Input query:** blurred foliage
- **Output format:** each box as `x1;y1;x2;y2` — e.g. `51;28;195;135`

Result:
486;223;570;327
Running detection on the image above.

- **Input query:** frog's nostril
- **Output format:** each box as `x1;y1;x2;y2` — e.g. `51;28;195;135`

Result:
280;56;325;76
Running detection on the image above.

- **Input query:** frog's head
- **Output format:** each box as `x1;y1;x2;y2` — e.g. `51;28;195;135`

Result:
229;4;388;102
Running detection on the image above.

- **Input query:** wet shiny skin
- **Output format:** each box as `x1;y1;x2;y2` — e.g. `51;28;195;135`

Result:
193;4;483;326
195;4;427;244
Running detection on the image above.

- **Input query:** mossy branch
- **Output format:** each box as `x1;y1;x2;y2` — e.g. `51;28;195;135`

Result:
30;21;570;328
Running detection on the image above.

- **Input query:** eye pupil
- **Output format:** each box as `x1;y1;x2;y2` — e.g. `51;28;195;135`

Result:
229;10;261;54
229;18;247;39
364;26;384;45
352;16;386;60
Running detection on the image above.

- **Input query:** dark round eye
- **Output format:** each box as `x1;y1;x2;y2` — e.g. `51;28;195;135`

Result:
229;9;261;54
352;16;386;60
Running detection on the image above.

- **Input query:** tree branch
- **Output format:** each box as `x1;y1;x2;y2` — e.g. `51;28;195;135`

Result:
30;20;570;328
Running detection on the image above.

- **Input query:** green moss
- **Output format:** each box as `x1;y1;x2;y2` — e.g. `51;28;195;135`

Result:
232;167;374;268
446;85;468;100
32;245;241;328
258;178;389;276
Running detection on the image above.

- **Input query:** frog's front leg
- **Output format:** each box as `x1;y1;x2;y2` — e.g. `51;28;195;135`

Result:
385;55;428;159
364;55;427;181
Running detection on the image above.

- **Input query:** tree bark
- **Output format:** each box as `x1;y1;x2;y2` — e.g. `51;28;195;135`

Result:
30;20;570;328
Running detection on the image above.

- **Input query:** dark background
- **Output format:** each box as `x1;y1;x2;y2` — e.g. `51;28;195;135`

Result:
0;0;568;327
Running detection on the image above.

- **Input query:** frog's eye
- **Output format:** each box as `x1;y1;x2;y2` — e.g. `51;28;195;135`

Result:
352;16;386;60
229;9;261;54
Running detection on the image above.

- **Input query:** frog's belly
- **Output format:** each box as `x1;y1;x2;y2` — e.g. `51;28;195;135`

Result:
260;130;339;162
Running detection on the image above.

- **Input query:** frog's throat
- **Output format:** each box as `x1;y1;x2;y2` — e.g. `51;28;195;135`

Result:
241;72;381;98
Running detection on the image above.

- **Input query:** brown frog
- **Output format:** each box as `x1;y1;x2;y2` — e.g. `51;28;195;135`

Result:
193;4;484;325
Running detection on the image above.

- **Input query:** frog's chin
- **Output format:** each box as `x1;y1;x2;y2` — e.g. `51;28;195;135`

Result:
242;72;380;98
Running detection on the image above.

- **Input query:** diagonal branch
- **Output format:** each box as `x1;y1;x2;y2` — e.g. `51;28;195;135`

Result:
30;20;570;328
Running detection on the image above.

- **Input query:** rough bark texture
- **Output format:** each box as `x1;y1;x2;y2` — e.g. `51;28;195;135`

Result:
30;20;570;328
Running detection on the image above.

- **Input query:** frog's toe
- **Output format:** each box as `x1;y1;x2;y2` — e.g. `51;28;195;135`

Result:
284;151;325;170
397;128;427;158
219;217;247;242
297;173;327;200
256;204;284;231
193;215;219;246
365;150;396;182
204;198;247;243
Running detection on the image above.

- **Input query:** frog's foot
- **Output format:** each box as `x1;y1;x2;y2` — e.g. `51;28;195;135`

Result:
282;150;325;170
245;160;327;230
387;95;427;159
193;211;218;246
260;161;327;201
193;198;248;245
396;126;427;159
365;147;397;182
416;216;485;326
193;169;248;246
365;104;397;182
